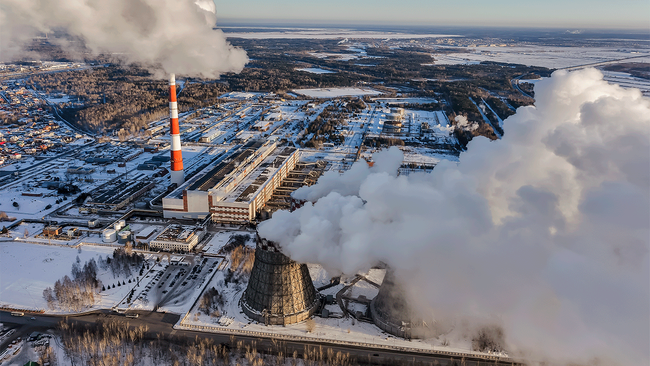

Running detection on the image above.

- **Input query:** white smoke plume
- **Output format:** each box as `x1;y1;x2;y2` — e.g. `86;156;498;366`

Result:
259;69;650;365
0;0;247;78
454;114;479;131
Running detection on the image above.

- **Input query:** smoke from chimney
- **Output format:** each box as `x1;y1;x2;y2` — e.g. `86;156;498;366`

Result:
0;0;248;78
259;69;650;365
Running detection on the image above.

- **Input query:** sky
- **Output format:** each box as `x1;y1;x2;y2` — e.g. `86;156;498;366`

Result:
215;0;650;29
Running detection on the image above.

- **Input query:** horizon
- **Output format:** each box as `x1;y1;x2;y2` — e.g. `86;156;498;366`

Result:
214;0;650;30
216;19;650;34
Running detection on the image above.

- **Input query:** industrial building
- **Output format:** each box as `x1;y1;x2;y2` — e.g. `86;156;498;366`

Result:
162;139;298;223
42;226;62;236
199;126;224;143
82;174;154;212
241;236;320;325
148;224;202;252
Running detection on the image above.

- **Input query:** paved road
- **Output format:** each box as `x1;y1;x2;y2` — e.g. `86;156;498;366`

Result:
560;55;650;71
0;310;521;365
510;75;533;99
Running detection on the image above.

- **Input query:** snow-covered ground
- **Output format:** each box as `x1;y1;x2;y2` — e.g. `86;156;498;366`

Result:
201;230;241;255
0;242;150;312
433;46;650;69
308;52;359;61
225;28;458;40
179;279;482;357
346;279;379;300
293;87;382;98
296;67;336;74
374;97;438;105
601;70;650;96
44;95;71;104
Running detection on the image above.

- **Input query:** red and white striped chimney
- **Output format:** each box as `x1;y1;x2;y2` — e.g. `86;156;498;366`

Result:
169;73;184;185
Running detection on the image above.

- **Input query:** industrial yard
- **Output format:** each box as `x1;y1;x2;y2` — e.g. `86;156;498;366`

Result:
0;63;488;361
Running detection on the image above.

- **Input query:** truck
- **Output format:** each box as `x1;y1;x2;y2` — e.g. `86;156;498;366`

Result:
10;311;24;316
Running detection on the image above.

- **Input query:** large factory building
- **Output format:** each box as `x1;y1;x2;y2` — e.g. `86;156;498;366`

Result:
162;139;298;223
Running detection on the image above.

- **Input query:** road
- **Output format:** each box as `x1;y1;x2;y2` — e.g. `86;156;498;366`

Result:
0;310;521;365
510;74;533;99
559;54;650;71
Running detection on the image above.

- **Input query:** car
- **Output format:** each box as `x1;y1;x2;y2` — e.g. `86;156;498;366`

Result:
30;317;36;320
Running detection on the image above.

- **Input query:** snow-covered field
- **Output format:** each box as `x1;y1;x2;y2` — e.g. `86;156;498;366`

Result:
373;97;438;105
601;70;650;96
225;28;459;40
0;242;146;312
292;87;382;98
433;46;650;69
296;67;336;74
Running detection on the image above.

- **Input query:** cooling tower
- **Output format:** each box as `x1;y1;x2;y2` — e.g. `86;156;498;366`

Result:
168;73;184;185
241;237;320;325
370;269;437;339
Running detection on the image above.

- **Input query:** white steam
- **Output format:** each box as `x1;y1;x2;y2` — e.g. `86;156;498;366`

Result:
259;69;650;365
0;0;247;78
454;114;479;132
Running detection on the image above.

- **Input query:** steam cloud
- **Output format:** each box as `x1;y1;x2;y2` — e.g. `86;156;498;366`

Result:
454;115;479;131
0;0;247;78
259;69;650;365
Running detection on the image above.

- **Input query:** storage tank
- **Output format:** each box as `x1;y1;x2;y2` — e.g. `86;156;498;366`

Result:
118;230;131;244
114;220;125;231
103;229;117;243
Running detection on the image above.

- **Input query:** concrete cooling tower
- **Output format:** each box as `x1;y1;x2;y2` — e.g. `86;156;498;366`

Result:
370;269;438;339
240;237;320;325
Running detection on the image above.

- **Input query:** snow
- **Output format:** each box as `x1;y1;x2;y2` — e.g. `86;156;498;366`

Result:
293;87;382;98
346;280;379;300
200;230;236;255
361;268;386;285
44;95;71;104
171;260;496;358
307;263;331;288
0;241;148;312
296;67;336;74
225;28;459;40
179;286;484;357
601;70;650;96
399;146;460;166
308;52;358;61
433;46;650;69
373;98;438;105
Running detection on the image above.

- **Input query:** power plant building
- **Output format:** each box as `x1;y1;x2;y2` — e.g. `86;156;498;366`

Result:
149;224;202;252
162;139;298;223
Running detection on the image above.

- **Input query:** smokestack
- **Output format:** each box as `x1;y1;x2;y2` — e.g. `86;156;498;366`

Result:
169;73;184;185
